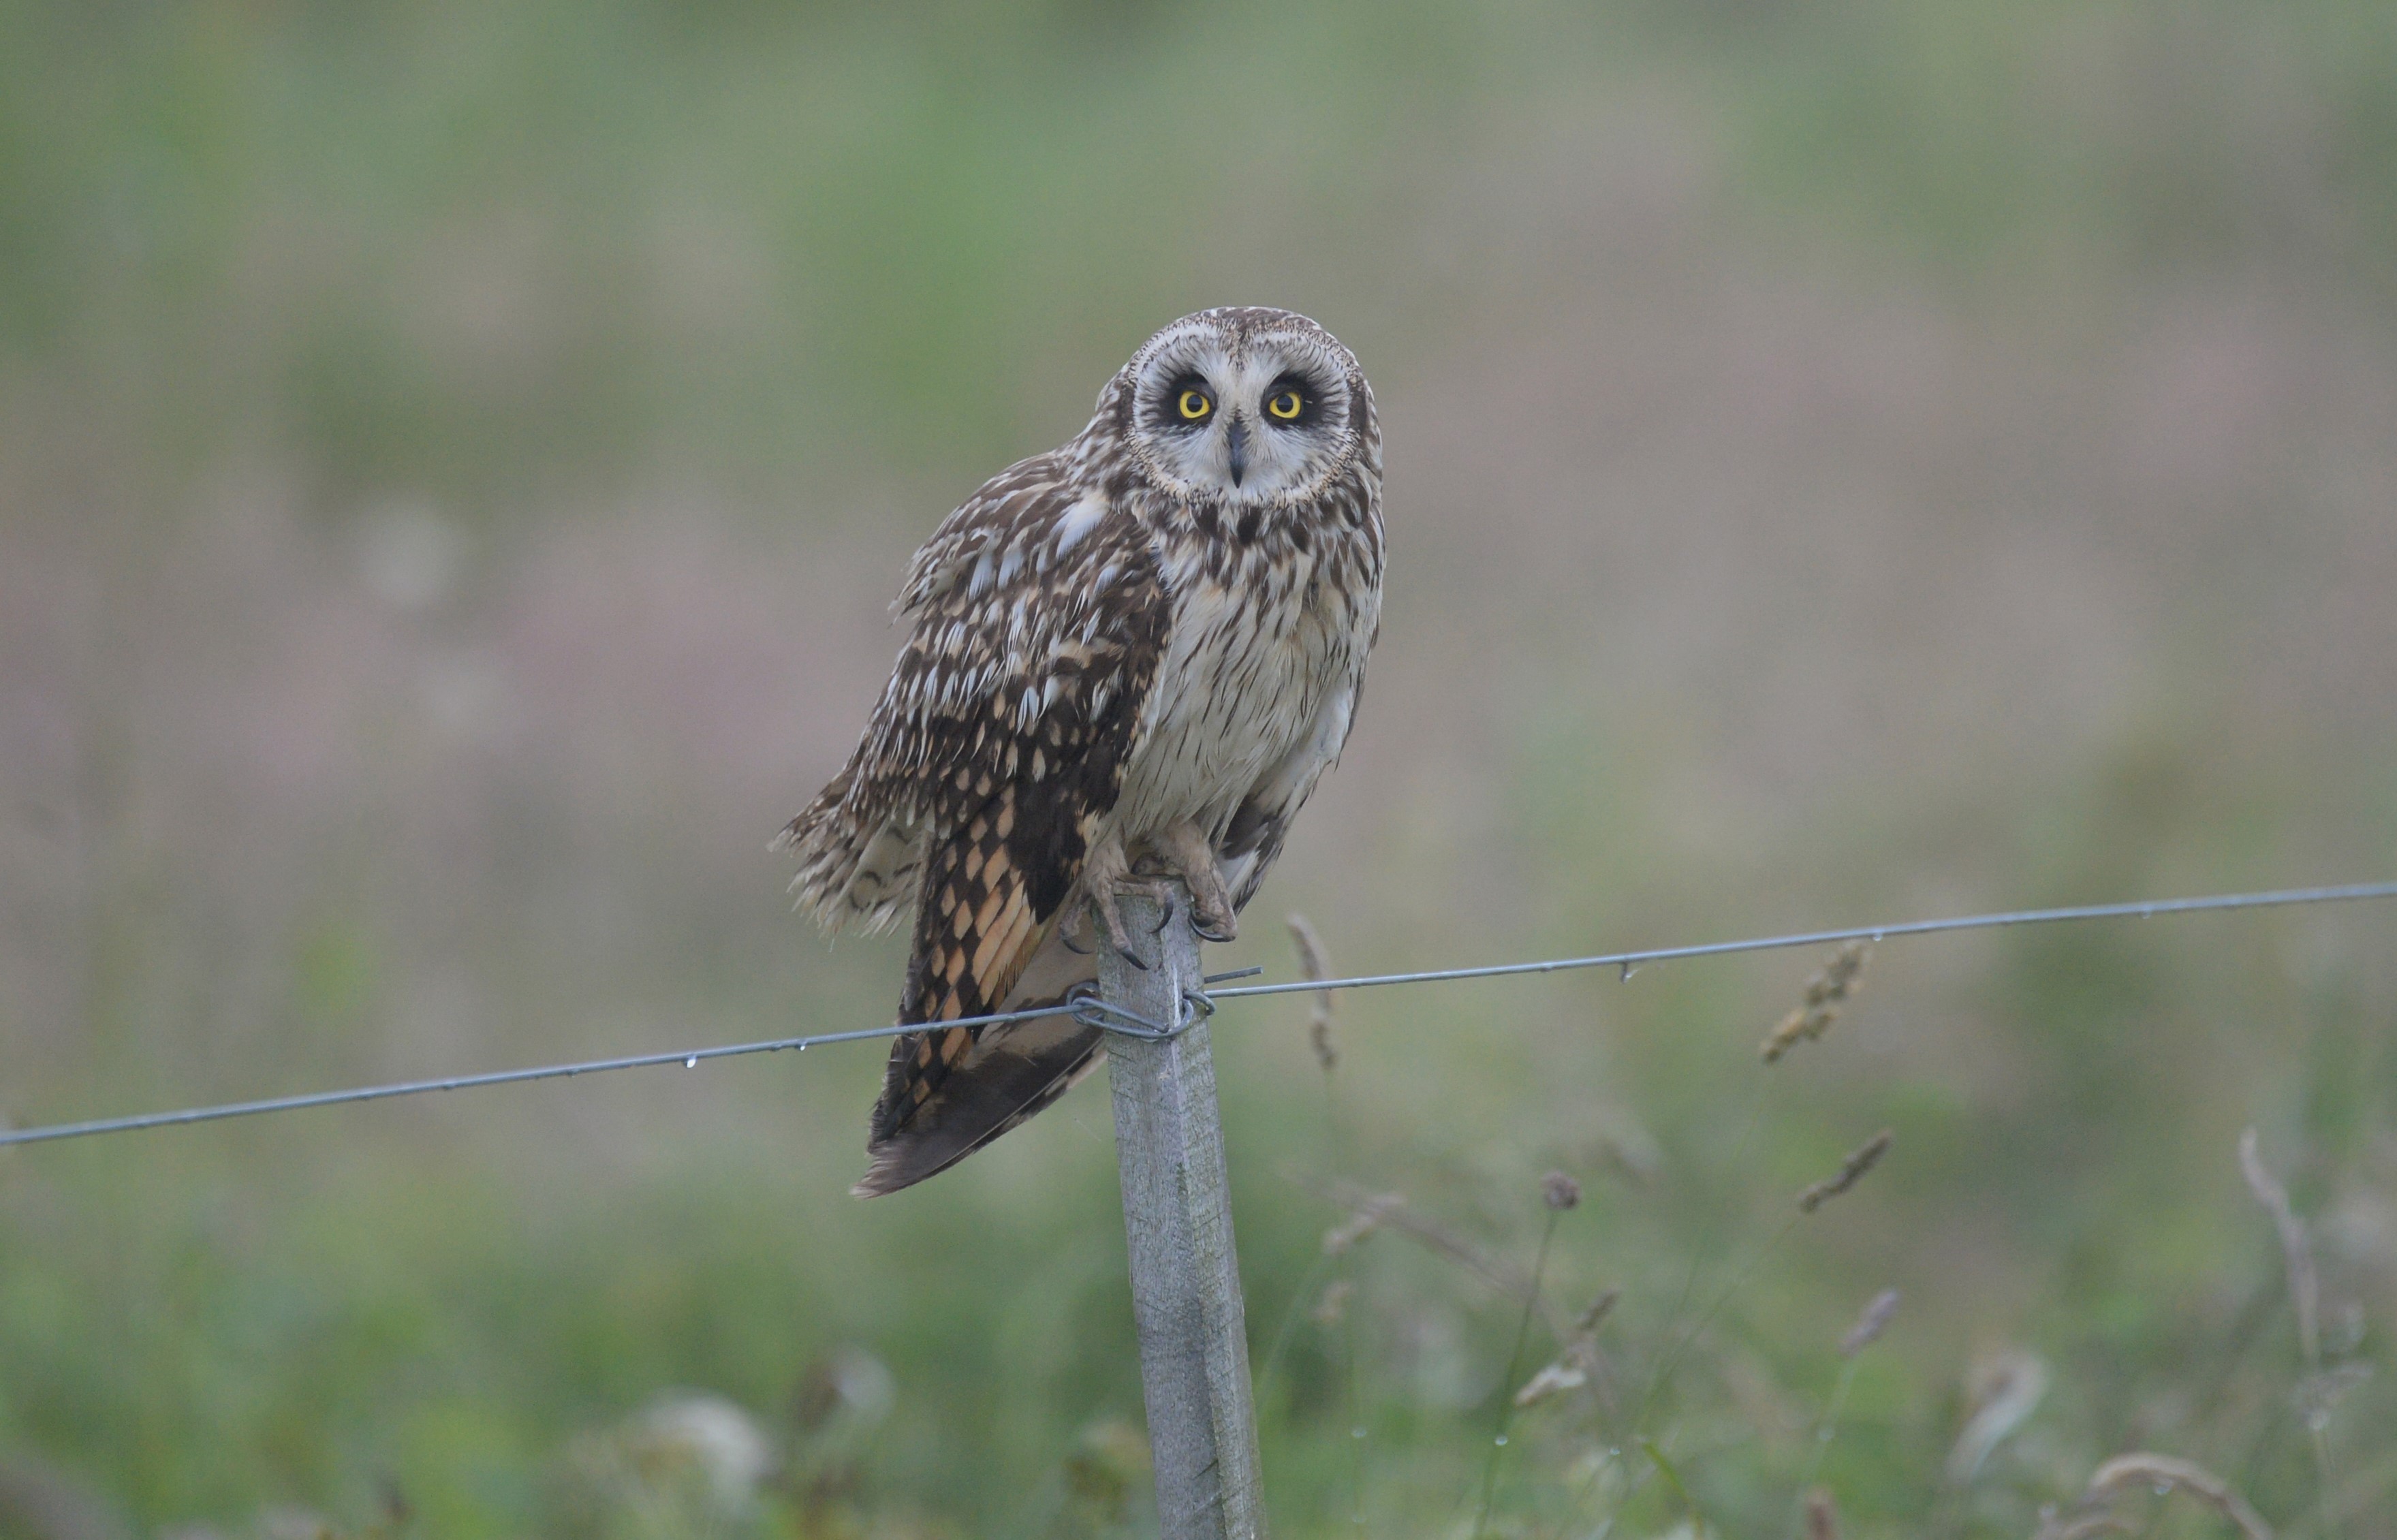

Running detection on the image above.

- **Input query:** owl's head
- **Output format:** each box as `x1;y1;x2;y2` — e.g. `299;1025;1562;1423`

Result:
1112;308;1370;506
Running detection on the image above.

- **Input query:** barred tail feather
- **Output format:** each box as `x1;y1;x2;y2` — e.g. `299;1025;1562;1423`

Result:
852;839;1103;1198
853;1008;1103;1197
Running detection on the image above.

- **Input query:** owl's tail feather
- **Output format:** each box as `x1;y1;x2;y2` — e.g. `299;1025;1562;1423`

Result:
775;768;921;936
853;1009;1105;1197
854;826;1107;1197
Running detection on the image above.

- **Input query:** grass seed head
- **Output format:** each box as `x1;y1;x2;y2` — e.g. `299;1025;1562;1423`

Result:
1541;1170;1582;1211
1762;940;1872;1063
1798;1129;1894;1213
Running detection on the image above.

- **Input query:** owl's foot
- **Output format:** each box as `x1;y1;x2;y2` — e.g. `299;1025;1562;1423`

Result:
1070;836;1175;970
1147;821;1238;944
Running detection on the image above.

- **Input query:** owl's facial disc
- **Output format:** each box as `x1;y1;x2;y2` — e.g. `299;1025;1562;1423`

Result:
1126;319;1358;505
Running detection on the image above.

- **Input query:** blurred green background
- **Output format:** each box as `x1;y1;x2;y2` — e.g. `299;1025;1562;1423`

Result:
4;1;2397;1535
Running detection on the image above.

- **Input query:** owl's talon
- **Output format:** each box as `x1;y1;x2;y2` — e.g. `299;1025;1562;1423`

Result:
1149;820;1239;944
1185;887;1238;942
1099;901;1150;970
1088;884;1151;972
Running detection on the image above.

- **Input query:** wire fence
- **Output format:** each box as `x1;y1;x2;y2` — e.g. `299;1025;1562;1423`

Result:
6;879;2394;1152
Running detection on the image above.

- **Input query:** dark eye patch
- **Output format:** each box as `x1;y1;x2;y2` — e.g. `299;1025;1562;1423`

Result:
1150;371;1214;431
1262;372;1325;428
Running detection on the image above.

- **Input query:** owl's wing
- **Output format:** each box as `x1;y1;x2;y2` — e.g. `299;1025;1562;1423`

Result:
777;455;1168;1196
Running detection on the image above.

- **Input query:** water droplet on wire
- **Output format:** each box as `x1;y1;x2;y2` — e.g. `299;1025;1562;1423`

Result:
684;1056;697;1069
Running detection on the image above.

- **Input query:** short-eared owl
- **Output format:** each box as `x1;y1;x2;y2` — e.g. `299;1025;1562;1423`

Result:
780;308;1383;1196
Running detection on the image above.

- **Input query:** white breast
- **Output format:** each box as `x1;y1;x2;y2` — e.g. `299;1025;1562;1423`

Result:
1114;544;1351;843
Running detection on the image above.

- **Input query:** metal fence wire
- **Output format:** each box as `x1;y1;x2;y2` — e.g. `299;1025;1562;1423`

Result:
5;879;2394;1150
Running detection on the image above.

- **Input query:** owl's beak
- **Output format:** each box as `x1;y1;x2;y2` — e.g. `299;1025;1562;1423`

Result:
1225;416;1249;487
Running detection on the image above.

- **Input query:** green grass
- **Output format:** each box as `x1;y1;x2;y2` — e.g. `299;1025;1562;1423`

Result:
3;1;2397;1535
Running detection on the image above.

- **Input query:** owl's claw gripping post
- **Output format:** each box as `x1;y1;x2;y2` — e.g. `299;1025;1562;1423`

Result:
1082;888;1146;970
1093;879;1186;969
1153;821;1240;944
1078;834;1160;970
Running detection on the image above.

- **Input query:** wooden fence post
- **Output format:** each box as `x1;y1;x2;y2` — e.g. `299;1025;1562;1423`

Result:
1097;885;1268;1540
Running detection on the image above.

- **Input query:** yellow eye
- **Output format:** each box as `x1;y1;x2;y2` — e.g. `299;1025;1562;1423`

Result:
1177;390;1212;421
1268;390;1304;421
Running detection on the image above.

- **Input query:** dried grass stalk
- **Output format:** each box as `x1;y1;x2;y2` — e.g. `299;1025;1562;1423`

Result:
1299;1173;1568;1338
1947;1351;2048;1486
1287;913;1338;1072
1840;1289;1900;1357
2062;1454;2274;1540
2238;1127;2319;1368
1512;1360;1588;1407
1515;1289;1620;1411
1761;940;1871;1063
1798;1130;1894;1214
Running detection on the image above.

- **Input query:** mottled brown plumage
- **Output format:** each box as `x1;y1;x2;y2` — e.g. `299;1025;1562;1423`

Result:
779;308;1383;1195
